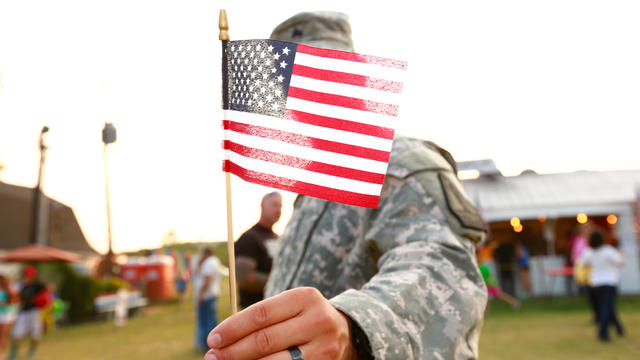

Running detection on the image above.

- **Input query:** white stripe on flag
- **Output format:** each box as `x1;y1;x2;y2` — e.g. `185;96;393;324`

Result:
225;151;384;195
224;110;392;151
286;97;395;127
294;52;406;83
224;130;389;174
289;75;402;105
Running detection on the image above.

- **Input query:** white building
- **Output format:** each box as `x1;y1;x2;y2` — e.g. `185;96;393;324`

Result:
460;160;640;296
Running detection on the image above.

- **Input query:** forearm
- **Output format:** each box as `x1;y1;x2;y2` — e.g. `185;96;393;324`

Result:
238;271;269;292
235;256;268;292
331;238;486;360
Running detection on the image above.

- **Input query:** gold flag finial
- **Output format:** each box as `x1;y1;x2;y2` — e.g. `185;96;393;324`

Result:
219;10;229;41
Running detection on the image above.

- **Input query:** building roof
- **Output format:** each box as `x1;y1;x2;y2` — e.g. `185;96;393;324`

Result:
0;181;97;254
461;169;640;222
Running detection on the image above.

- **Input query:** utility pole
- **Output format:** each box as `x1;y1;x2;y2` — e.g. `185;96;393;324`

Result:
102;122;117;275
30;126;49;245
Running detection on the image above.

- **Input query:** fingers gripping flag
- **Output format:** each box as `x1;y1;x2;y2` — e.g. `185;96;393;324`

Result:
222;40;407;208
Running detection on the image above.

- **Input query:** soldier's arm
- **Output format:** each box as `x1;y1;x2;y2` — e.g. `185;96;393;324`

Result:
330;174;487;360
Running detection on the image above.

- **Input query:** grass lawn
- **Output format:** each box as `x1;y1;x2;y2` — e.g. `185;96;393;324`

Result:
480;296;640;360
7;278;640;359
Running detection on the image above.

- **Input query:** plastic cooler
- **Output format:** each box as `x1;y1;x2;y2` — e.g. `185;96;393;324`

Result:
120;255;175;301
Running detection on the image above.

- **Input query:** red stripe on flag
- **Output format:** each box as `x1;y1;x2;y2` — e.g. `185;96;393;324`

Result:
288;87;398;117
292;64;403;93
297;44;408;70
224;140;386;184
223;160;380;208
284;110;394;140
223;120;391;163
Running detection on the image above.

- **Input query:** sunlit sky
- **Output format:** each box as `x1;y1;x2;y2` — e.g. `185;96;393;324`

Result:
1;1;639;253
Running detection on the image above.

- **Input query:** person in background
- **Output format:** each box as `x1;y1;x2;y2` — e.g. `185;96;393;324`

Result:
175;272;188;309
579;230;625;341
574;243;598;323
7;266;49;360
564;223;591;295
494;238;516;296
234;191;282;309
191;248;221;353
0;275;19;356
569;224;590;265
479;259;520;313
515;240;532;295
40;283;58;334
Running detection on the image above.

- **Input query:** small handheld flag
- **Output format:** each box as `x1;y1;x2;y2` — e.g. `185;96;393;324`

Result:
222;39;406;208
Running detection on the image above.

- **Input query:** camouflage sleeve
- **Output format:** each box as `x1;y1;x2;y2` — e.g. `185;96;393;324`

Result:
330;175;487;360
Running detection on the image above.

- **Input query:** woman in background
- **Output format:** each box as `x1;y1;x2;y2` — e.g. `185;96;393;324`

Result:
580;231;625;341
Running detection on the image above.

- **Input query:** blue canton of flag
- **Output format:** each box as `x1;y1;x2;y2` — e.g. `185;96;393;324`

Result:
224;40;295;118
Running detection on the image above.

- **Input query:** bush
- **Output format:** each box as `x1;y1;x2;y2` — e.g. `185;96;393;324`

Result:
93;277;130;295
55;263;128;323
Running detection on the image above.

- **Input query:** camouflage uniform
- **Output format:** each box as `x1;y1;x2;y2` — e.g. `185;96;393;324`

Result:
266;12;488;360
266;136;488;360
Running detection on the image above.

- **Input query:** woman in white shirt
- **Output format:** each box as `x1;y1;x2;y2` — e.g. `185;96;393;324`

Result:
580;231;625;341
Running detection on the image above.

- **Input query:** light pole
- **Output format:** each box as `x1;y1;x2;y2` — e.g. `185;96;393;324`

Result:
30;126;49;245
102;122;116;275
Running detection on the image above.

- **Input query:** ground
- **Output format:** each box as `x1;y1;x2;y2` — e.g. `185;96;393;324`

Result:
480;296;640;360
4;279;639;360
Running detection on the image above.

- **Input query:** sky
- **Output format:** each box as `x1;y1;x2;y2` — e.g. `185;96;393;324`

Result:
1;1;639;253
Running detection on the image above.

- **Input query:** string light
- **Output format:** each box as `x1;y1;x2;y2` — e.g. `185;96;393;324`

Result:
577;213;588;224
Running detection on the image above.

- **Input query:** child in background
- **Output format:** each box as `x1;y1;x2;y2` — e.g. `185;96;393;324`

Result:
479;262;521;313
41;283;58;334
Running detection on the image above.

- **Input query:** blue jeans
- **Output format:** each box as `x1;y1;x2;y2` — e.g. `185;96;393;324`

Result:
594;286;624;340
196;297;218;351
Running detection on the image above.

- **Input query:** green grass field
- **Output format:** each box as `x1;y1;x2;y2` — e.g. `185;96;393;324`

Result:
480;296;640;360
5;278;640;360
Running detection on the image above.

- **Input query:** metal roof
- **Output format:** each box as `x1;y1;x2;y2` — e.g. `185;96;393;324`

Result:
461;169;640;222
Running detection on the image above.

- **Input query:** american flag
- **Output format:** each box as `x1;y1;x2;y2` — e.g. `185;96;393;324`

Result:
222;39;406;208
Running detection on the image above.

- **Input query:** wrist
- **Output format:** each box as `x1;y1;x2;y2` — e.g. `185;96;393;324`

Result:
349;317;373;360
337;310;373;360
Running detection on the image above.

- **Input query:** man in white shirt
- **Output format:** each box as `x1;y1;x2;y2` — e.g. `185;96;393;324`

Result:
579;231;625;341
191;248;221;352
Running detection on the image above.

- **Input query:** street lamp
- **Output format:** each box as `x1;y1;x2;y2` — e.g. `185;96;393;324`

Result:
30;126;50;245
102;122;116;276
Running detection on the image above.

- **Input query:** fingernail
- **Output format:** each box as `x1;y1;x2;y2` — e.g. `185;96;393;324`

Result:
208;333;222;348
204;352;217;360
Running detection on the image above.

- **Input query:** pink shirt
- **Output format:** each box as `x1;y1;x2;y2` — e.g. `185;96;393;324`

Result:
571;236;588;264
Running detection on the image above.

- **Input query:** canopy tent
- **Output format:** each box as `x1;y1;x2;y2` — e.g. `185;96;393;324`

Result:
0;244;82;263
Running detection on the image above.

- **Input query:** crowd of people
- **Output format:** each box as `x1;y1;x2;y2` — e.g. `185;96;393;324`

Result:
476;221;626;342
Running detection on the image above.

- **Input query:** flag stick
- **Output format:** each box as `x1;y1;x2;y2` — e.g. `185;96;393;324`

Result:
220;9;237;315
